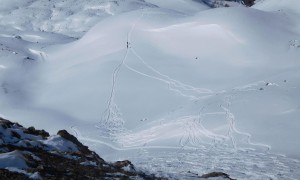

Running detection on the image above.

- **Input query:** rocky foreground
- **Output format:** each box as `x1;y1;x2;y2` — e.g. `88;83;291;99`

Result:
0;117;234;179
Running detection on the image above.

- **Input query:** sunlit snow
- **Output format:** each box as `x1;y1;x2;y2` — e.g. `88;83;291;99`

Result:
0;0;300;179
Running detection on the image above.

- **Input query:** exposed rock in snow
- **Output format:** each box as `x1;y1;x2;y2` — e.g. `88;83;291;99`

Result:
201;0;255;8
0;118;234;179
0;118;159;179
200;172;235;179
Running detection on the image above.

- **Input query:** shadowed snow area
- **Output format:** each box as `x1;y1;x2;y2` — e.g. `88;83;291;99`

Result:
0;0;300;179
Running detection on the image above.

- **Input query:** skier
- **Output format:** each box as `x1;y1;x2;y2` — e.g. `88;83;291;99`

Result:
127;41;131;49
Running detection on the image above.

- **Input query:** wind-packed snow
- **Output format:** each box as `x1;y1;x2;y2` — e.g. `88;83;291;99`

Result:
0;0;300;179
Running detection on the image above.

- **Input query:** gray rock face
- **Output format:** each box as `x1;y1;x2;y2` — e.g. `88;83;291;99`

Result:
201;0;256;8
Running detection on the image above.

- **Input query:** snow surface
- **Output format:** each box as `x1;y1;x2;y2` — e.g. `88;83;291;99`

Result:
0;151;28;169
43;135;78;152
0;0;300;179
80;161;97;166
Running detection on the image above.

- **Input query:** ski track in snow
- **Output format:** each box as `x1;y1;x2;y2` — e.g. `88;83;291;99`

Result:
63;7;280;154
121;52;270;151
94;8;223;147
97;9;147;139
84;8;274;154
221;95;271;151
128;48;214;96
123;48;215;101
1;1;299;179
61;11;291;177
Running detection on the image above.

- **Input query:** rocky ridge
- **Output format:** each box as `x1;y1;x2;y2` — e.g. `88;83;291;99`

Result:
202;0;256;7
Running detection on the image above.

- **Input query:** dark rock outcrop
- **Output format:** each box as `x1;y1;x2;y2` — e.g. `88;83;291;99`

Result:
200;172;236;179
0;118;160;179
0;169;28;180
243;0;255;7
24;127;49;139
201;0;256;8
57;129;91;155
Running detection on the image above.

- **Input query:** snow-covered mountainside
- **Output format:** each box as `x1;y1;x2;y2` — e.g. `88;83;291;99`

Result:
1;0;300;179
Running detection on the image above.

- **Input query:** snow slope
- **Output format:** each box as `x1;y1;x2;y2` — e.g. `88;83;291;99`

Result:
38;3;300;156
1;0;300;179
254;0;300;14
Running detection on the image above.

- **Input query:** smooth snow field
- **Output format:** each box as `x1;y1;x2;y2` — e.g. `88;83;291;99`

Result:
1;0;300;179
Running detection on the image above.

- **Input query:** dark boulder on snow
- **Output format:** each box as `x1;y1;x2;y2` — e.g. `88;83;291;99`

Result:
202;0;256;8
57;129;90;155
200;171;235;179
243;0;255;6
113;160;136;171
24;126;49;139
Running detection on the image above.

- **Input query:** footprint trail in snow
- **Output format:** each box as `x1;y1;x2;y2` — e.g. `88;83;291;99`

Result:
90;9;272;154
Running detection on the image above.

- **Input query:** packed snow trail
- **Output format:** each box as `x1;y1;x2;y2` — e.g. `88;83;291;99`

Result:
97;8;229;144
130;48;214;95
120;50;267;150
123;49;214;100
221;95;271;152
98;9;147;138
